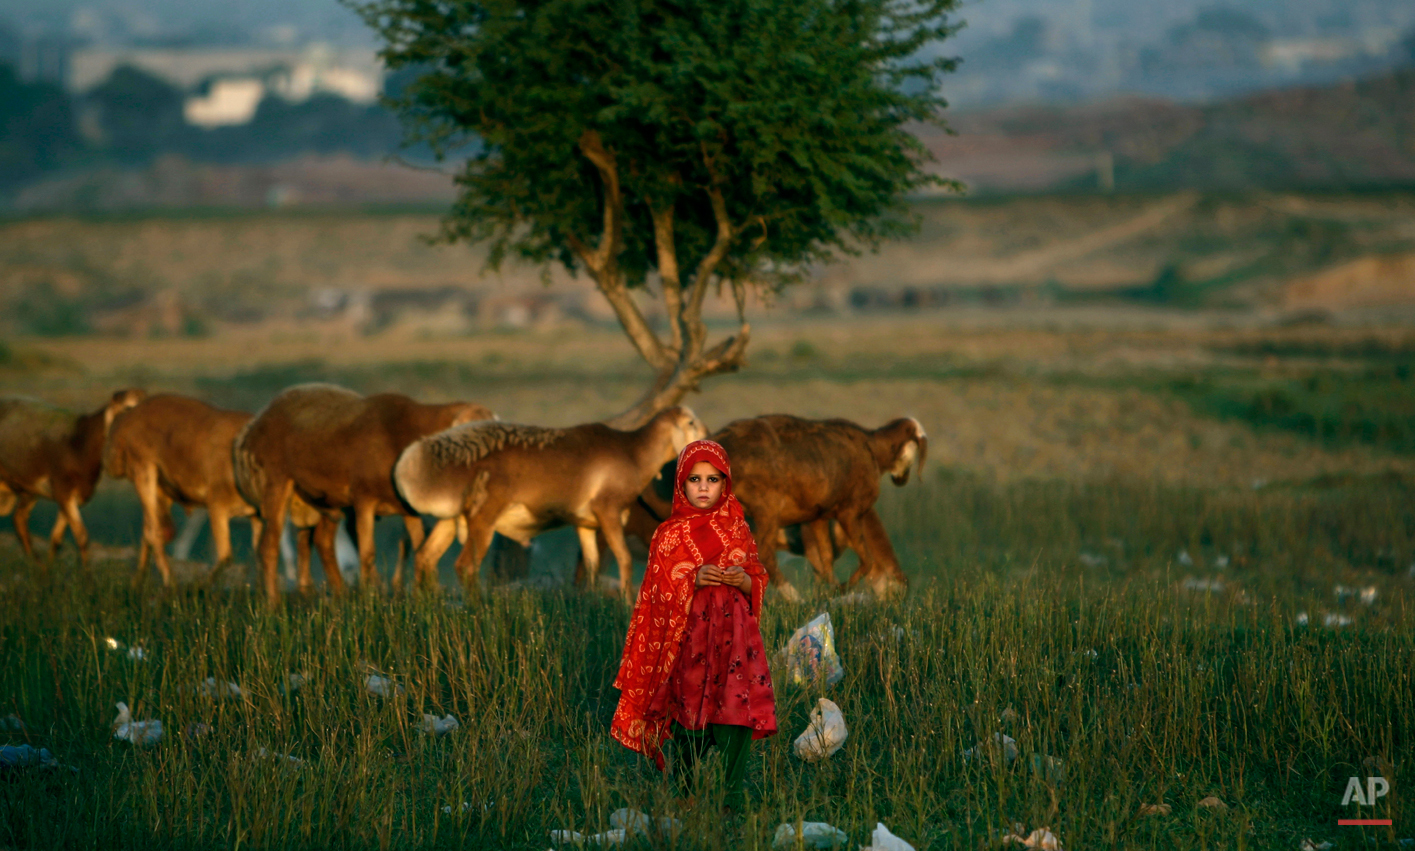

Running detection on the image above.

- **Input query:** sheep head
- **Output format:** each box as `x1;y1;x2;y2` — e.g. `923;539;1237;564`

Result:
882;417;927;486
103;388;147;431
448;402;497;427
659;406;708;456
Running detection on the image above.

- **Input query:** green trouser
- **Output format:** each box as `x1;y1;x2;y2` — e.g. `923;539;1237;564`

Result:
671;721;752;810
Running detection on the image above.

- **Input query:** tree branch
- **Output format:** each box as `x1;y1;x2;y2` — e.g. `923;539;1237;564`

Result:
574;130;672;372
683;182;737;359
648;199;684;358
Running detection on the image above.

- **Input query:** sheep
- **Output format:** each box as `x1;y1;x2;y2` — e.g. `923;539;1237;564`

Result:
0;389;146;567
712;414;926;599
103;393;341;589
233;383;494;604
394;406;705;596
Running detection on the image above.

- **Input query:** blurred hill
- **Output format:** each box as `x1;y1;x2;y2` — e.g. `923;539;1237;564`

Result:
927;67;1415;193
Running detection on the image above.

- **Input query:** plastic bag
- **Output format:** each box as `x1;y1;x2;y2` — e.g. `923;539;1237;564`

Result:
771;821;849;849
793;697;848;761
862;822;915;851
785;613;844;687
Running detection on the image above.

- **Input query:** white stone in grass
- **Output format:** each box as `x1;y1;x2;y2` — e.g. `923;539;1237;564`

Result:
588;829;626;845
793;697;848;761
1138;803;1171;816
1078;552;1107;568
1214;554;1230;569
861;822;915;851
550;829;585;845
1001;826;1063;849
1360;586;1378;605
196;677;244;700
112;702;163;746
1296;612;1310;626
1299;840;1334;851
771;822;849;849
1177;549;1194;567
1;713;25;732
1196;796;1228;812
962;732;1018;764
420;713;460;736
1323;613;1352;628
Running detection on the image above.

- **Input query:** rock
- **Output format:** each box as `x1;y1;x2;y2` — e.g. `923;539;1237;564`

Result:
112;702;163;746
420;713;460;736
1138;803;1171;816
1196;796;1228;812
861;822;914;851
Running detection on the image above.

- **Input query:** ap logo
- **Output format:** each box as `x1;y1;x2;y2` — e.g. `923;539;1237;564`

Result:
1342;776;1390;806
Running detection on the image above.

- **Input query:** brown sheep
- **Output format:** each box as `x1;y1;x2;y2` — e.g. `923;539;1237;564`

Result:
393;407;705;596
0;389;146;566
103;393;341;589
233;383;494;604
712;414;926;599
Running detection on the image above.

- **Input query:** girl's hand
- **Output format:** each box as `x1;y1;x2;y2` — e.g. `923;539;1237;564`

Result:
695;563;724;587
720;564;752;593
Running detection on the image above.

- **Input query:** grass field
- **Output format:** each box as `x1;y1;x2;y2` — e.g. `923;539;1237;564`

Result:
2;204;1415;848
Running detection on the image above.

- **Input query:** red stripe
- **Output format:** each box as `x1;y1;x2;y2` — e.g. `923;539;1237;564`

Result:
1337;819;1392;826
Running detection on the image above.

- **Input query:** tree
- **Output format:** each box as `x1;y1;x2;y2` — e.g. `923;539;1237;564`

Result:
350;0;960;426
0;61;81;190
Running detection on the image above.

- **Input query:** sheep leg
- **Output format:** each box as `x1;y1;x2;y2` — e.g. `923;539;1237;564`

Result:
11;494;37;561
256;480;293;606
576;526;601;592
751;513;802;603
353;501;382;592
56;492;90;569
596;509;635;599
414;518;456;590
314;514;344;593
858;508;908;595
453;515;495;596
392;515;424;590
802;518;841;589
204;505;234;588
132;466;171;585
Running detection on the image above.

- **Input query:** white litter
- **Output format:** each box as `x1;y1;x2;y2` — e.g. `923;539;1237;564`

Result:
963;732;1018;764
1295;612;1309;626
103;637;146;661
793;697;848;761
112;702;163;746
609;808;649;836
365;673;403;698
1177;549;1194;567
253;747;303;764
196;677;244;700
0;744;58;769
1323;613;1352;628
785;613;844;686
1182;576;1223;593
771;821;849;849
1359;586;1378;605
1002;826;1063;849
861;822;914;851
281;672;307;696
1299;840;1334;851
1213;554;1230;569
420;713;460;736
833;590;874;606
550;829;585;845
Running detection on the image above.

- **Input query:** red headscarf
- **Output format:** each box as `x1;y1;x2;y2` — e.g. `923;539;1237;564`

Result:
609;439;768;766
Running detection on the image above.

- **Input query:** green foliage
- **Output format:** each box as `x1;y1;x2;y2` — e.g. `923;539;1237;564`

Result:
349;0;961;289
10;283;91;336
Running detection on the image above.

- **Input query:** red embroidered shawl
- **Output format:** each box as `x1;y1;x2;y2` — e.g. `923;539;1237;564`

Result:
610;439;767;767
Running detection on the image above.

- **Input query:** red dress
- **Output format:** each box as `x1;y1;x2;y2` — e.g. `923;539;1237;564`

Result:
651;584;777;736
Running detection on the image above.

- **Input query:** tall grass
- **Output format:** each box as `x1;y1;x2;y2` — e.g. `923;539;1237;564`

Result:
2;473;1411;850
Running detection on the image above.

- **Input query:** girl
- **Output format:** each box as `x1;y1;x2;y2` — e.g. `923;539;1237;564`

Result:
610;439;777;811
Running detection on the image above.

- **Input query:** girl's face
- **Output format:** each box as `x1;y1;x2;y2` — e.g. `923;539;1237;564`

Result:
683;461;726;510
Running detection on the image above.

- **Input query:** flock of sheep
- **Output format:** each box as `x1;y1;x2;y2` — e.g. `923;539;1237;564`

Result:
0;384;926;604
